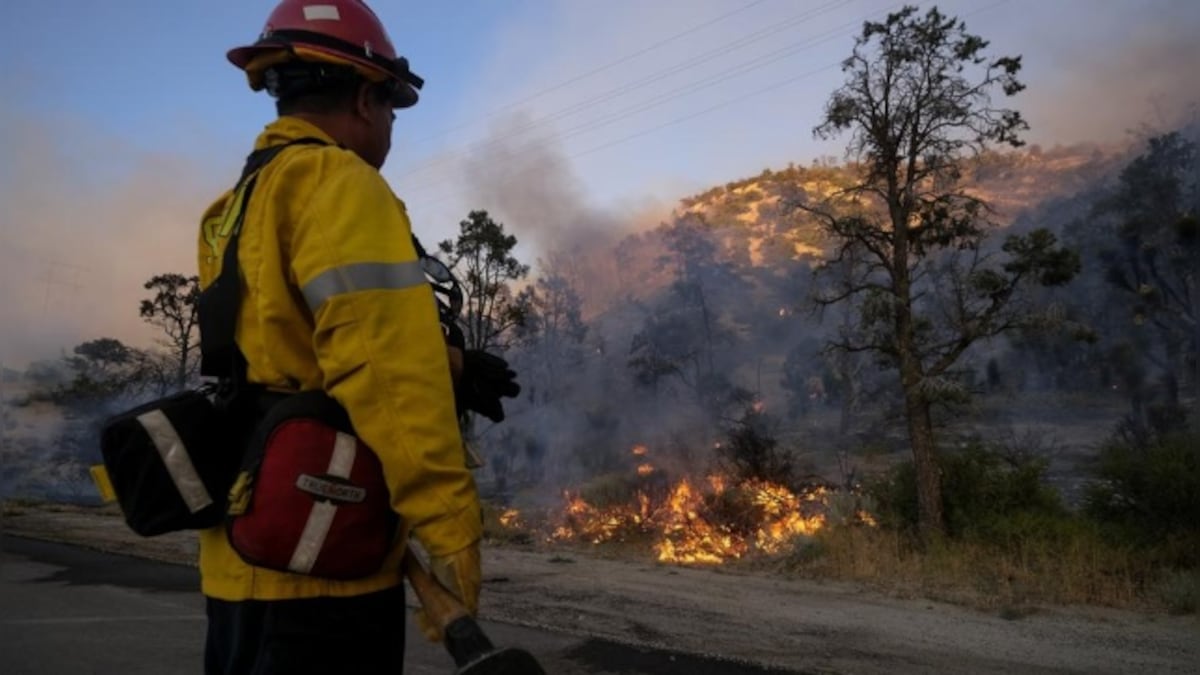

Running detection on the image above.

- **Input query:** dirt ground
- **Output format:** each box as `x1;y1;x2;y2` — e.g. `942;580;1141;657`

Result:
2;501;1196;674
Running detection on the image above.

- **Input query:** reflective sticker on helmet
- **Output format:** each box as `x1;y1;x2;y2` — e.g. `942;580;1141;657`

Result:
303;5;341;21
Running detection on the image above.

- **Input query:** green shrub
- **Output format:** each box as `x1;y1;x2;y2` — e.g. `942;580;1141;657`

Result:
869;440;1066;541
1155;570;1200;615
867;460;919;531
1084;432;1200;563
715;408;795;486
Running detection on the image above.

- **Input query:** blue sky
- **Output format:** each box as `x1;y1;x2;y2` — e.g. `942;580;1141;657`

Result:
2;0;1198;367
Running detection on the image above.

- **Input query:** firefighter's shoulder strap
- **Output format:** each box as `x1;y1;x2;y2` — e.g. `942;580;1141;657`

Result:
198;137;330;385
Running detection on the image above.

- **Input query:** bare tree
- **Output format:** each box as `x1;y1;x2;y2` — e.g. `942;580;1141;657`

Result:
139;273;201;389
627;214;750;417
438;211;530;354
1094;133;1199;431
797;6;1080;537
514;273;588;406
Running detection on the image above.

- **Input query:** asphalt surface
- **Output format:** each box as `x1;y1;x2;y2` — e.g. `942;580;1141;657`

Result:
0;535;802;674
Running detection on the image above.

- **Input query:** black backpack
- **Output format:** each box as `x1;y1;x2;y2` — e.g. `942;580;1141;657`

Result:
99;138;326;537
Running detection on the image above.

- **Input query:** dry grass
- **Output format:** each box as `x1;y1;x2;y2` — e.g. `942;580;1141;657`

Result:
481;495;1162;612
779;524;1159;612
489;512;1173;613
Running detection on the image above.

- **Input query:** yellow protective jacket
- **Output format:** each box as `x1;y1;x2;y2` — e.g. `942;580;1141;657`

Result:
195;117;481;601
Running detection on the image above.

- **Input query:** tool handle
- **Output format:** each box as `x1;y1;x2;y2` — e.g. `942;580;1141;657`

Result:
402;548;469;628
402;549;495;668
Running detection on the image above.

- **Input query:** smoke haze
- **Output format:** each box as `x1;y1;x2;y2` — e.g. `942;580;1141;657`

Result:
1003;1;1200;145
0;107;224;369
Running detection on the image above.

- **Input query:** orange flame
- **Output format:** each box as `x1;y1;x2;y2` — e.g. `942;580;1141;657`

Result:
550;490;649;544
498;508;522;528
539;436;879;565
707;474;727;493
745;480;826;554
549;472;855;565
653;478;747;564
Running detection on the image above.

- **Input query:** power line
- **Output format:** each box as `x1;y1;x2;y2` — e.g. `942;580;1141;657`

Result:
401;3;878;201
409;0;776;146
573;63;842;161
39;262;88;312
408;0;1012;213
0;238;92;271
395;0;857;186
415;62;842;212
401;2;870;196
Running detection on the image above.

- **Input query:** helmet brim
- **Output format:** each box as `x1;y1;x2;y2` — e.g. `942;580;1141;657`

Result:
227;43;419;108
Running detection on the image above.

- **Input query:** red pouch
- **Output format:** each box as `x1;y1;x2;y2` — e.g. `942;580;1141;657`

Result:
227;391;398;580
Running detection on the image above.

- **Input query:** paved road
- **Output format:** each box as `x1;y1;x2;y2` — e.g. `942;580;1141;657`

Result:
0;536;799;674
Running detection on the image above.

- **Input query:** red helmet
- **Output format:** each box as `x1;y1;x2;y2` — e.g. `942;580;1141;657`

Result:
227;0;423;108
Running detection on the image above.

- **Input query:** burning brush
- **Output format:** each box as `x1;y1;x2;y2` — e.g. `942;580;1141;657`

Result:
497;444;874;565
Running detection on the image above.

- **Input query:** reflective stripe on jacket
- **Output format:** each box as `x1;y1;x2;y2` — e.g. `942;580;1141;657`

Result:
195;116;481;601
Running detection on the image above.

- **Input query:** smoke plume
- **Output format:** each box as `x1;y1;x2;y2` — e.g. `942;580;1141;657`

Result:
456;112;671;317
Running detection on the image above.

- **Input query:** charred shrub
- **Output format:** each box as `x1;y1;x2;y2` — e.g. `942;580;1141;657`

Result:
869;441;1065;540
1113;403;1190;450
1084;432;1200;564
716;408;794;485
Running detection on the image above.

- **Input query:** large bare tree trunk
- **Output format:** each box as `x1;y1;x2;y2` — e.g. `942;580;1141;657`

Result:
177;342;190;390
898;323;945;538
904;385;944;539
894;220;946;539
1194;300;1200;431
838;377;856;437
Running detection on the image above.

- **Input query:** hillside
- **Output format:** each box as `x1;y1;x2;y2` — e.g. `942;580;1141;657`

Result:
661;141;1127;269
551;137;1147;494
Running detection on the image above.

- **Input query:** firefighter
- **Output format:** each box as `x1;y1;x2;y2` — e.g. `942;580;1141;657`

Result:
199;1;481;672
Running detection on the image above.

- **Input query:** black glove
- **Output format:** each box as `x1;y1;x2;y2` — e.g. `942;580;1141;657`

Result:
457;350;520;423
442;317;465;351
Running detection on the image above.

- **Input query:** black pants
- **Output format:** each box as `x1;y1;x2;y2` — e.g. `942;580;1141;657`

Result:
204;585;406;675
